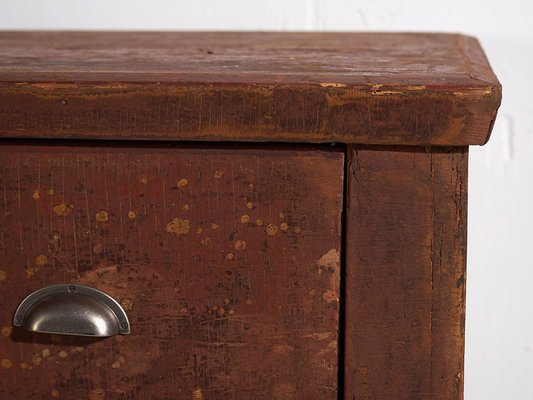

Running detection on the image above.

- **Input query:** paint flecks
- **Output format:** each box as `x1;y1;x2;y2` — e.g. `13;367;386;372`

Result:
1;358;13;369
26;267;39;278
322;290;339;303
1;326;12;336
32;189;41;200
166;217;190;235
240;214;250;224
234;240;247;251
121;298;134;311
317;249;340;272
53;203;72;216
0;270;6;281
177;178;189;188
192;388;204;400
95;210;109;222
35;254;48;267
89;388;106;400
319;82;347;88
266;223;278;236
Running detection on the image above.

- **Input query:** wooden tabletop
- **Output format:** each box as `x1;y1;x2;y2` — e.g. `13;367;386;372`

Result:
0;32;501;145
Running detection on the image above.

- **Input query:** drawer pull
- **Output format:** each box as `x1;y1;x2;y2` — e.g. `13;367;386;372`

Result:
13;284;130;337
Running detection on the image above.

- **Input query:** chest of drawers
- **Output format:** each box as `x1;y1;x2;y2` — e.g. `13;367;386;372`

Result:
0;32;500;399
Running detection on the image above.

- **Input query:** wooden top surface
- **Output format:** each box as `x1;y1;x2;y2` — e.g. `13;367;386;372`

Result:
0;32;501;145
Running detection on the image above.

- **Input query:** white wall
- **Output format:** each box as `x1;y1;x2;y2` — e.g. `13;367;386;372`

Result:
1;1;531;398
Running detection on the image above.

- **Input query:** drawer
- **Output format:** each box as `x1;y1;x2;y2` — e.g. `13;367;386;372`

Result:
0;143;344;399
0;31;502;400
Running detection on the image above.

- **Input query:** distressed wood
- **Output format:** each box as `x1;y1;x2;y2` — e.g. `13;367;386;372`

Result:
0;32;500;145
0;143;343;399
344;146;468;400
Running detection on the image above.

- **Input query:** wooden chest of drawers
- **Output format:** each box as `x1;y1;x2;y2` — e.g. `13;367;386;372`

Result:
0;32;501;399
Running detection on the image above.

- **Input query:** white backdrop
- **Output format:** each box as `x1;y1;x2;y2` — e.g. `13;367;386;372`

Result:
1;1;531;398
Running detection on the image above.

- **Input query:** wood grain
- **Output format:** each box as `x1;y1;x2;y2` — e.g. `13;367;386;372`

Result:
0;32;501;145
344;146;468;400
0;143;344;400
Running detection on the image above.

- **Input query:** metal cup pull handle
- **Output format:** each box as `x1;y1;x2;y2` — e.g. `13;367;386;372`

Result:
13;284;130;337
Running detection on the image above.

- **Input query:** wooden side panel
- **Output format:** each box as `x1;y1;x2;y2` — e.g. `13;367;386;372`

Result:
0;144;344;400
344;146;468;400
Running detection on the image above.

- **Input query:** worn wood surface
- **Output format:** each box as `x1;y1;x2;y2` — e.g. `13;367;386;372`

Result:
344;146;468;400
0;32;500;145
0;143;343;399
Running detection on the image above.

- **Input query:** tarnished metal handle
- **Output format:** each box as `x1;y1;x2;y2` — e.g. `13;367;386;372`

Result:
13;284;130;337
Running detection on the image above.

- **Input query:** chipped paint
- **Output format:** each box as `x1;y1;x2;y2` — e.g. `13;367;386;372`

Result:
302;332;331;341
177;178;189;188
1;359;13;369
0;270;6;281
225;252;235;260
88;388;106;400
213;170;223;179
234;240;247;251
293;226;302;234
192;388;204;400
280;222;288;231
320;82;347;88
128;210;136;219
32;189;40;200
240;214;250;224
266;223;278;236
1;326;12;336
95;210;109;222
166;217;190;235
323;290;339;303
53;203;71;216
246;201;254;209
58;351;68;359
256;218;264;227
35;254;48;267
20;362;29;370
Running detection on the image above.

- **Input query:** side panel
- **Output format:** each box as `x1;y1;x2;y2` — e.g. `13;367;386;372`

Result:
344;146;468;400
0;144;344;400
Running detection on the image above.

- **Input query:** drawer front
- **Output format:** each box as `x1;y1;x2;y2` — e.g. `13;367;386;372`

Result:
0;144;343;399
